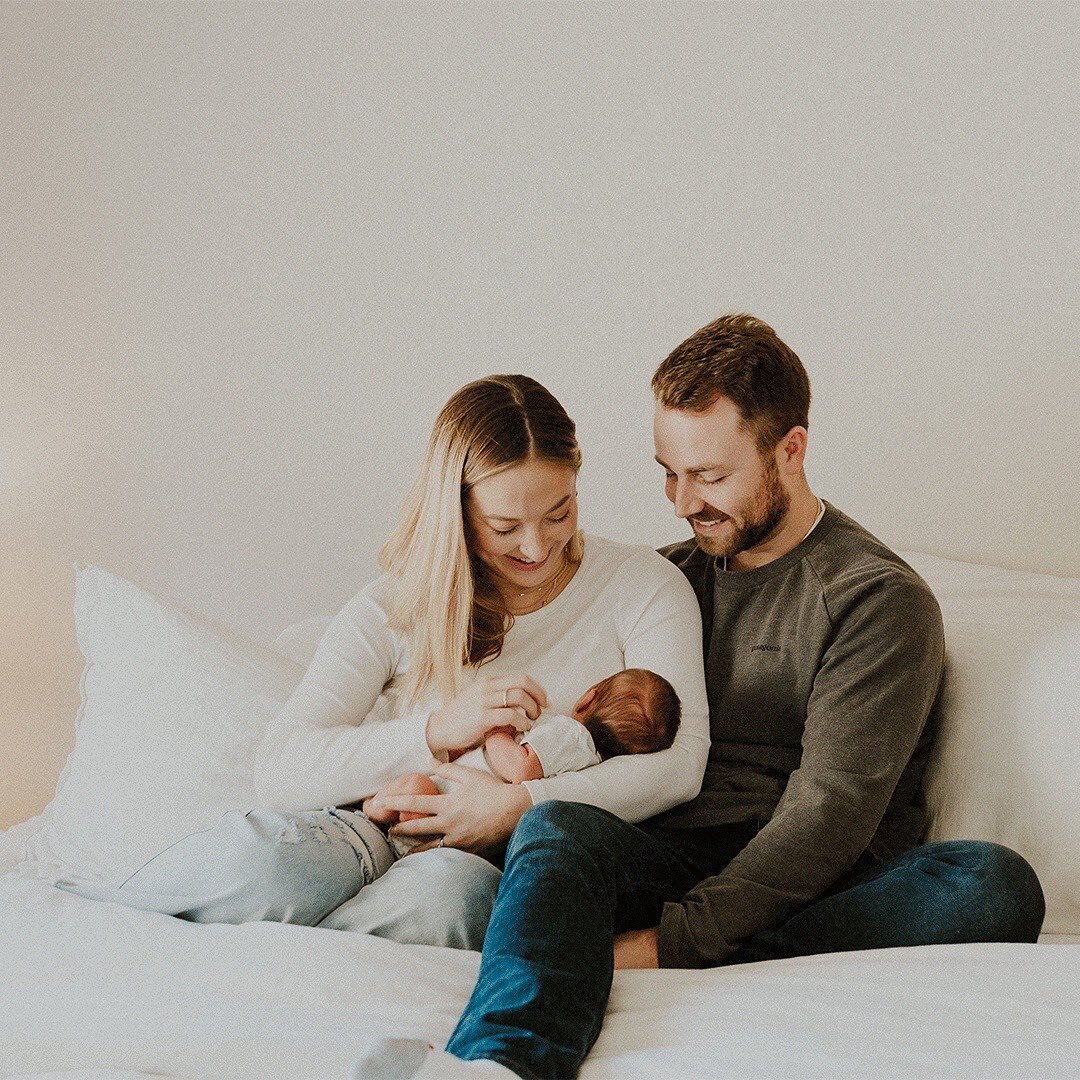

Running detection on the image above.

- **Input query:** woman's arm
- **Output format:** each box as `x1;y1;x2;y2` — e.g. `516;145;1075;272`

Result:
521;557;711;822
253;580;435;810
255;580;551;811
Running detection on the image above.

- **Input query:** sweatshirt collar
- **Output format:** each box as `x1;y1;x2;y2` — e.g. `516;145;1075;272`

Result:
712;500;840;590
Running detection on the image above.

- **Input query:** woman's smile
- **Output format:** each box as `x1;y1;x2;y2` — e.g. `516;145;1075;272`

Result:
507;552;550;573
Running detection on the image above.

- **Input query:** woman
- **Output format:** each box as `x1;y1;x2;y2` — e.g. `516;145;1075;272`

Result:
60;375;710;949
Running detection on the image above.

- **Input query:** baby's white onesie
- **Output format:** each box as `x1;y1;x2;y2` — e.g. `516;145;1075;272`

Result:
456;712;602;778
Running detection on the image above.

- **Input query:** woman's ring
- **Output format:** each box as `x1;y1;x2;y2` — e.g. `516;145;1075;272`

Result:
437;836;445;848
503;689;508;708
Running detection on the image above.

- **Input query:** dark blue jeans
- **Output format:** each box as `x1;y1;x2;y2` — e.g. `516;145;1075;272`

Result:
446;801;1046;1079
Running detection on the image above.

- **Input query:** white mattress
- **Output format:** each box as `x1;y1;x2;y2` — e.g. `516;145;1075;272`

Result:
1;871;1077;1080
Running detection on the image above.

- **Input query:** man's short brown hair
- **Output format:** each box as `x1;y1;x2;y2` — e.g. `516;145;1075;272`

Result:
651;313;811;453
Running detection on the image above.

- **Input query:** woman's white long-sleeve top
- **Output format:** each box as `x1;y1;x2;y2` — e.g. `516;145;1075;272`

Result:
254;534;711;823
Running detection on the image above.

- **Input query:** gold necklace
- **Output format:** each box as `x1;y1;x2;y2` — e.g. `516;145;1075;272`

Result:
507;553;573;614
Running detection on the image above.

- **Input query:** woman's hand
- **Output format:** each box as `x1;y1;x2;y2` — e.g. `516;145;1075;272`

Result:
380;762;534;855
425;674;548;758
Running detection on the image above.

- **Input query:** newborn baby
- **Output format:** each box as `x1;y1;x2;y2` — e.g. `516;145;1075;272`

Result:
364;667;681;850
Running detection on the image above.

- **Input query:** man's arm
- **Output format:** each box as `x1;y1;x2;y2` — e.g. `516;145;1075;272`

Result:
658;576;945;969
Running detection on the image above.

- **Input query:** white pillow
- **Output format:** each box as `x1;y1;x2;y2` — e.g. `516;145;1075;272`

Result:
275;614;332;667
21;565;304;885
904;552;1080;936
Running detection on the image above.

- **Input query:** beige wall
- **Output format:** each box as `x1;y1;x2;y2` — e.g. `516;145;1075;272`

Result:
2;1;1077;829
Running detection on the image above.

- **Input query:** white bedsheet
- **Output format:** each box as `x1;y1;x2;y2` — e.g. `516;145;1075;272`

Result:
1;872;1077;1080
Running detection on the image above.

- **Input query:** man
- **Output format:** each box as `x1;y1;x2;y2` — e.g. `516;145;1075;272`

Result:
361;314;1045;1079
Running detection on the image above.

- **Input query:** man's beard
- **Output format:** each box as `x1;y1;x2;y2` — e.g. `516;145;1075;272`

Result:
692;458;790;560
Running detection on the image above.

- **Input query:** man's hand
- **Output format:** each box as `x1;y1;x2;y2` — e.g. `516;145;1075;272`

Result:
380;762;533;855
613;926;660;969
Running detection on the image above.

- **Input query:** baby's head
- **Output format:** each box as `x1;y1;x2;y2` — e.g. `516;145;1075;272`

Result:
571;668;681;760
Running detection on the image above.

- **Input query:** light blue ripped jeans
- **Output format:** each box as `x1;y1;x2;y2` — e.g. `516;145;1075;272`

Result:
55;807;502;951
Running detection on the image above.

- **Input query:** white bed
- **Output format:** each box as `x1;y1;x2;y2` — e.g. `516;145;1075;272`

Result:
2;552;1078;1079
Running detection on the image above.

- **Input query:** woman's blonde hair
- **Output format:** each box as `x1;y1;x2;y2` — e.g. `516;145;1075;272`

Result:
379;375;583;708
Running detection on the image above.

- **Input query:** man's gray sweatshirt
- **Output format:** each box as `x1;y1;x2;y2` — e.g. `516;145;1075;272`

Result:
653;501;945;968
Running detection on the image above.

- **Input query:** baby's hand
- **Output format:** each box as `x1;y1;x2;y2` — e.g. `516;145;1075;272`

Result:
485;724;518;738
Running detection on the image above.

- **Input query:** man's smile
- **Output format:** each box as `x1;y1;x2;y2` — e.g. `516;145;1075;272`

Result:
691;516;728;531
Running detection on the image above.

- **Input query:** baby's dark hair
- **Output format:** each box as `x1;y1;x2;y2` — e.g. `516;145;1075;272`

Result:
581;668;681;760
